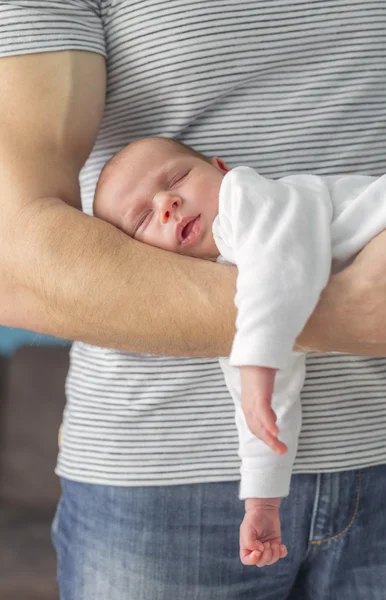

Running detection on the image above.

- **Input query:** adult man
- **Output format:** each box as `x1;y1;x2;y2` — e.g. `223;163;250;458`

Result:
1;2;386;598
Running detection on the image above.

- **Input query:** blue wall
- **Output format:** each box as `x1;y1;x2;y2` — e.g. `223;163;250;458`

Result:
0;326;70;357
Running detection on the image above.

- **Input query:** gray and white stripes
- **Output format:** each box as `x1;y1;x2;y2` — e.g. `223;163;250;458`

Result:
1;0;386;486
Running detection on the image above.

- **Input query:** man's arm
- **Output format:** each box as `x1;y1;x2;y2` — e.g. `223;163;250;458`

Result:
2;53;386;359
0;51;237;356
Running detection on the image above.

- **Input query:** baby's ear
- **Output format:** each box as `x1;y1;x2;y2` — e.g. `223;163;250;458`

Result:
210;156;230;174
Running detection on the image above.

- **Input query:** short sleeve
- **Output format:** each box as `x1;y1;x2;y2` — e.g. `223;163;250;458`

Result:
0;0;106;58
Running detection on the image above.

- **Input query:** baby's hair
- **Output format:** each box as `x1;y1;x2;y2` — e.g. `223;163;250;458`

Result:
161;137;211;163
93;136;210;217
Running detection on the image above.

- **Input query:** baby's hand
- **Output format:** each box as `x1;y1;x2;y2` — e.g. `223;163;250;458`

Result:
240;365;287;454
240;498;287;568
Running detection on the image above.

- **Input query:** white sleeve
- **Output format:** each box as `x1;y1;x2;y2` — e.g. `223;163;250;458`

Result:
217;167;333;369
220;353;305;499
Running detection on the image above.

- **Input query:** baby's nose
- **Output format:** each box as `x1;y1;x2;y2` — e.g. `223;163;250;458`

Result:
161;209;170;224
156;193;180;224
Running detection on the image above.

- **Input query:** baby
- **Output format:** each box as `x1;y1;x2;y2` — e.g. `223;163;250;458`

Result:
93;136;386;568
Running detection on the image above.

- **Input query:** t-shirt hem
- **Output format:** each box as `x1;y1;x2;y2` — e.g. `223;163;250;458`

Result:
0;46;106;59
55;456;386;487
54;467;242;487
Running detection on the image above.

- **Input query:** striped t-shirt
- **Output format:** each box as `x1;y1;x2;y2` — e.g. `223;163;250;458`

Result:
2;0;386;486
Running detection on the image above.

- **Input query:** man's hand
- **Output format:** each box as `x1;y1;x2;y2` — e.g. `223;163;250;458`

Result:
297;229;386;355
240;497;287;567
240;366;287;455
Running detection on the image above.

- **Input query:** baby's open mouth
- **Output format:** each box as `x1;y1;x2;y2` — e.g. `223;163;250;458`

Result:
181;218;197;239
178;215;201;247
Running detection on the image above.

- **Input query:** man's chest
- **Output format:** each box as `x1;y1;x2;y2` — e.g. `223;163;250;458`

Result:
100;1;386;143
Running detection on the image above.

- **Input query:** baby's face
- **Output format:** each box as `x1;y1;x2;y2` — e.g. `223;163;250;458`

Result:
95;138;228;260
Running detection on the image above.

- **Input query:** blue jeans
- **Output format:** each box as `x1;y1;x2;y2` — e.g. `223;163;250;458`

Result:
52;465;386;599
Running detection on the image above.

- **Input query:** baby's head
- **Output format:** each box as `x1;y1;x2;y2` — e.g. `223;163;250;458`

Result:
93;136;229;260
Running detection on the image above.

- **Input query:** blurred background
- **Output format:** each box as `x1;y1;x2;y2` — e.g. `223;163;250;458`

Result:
0;326;70;600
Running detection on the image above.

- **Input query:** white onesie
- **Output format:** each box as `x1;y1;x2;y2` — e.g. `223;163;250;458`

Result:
213;167;386;499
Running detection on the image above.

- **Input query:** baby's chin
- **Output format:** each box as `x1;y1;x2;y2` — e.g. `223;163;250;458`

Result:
205;248;221;261
202;253;221;262
175;231;219;261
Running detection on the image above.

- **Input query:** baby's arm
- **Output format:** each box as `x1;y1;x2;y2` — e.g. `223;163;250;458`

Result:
240;365;286;454
237;364;301;567
219;355;305;566
219;167;334;372
220;353;304;498
215;167;334;442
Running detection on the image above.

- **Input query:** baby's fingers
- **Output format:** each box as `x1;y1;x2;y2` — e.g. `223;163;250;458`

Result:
255;542;288;568
255;542;273;567
240;549;263;566
279;544;288;559
254;425;288;455
261;406;279;437
244;410;287;455
239;535;264;565
244;403;278;439
265;543;286;566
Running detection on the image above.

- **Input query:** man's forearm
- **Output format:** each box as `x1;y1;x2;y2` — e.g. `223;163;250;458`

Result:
4;197;386;358
1;196;237;356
